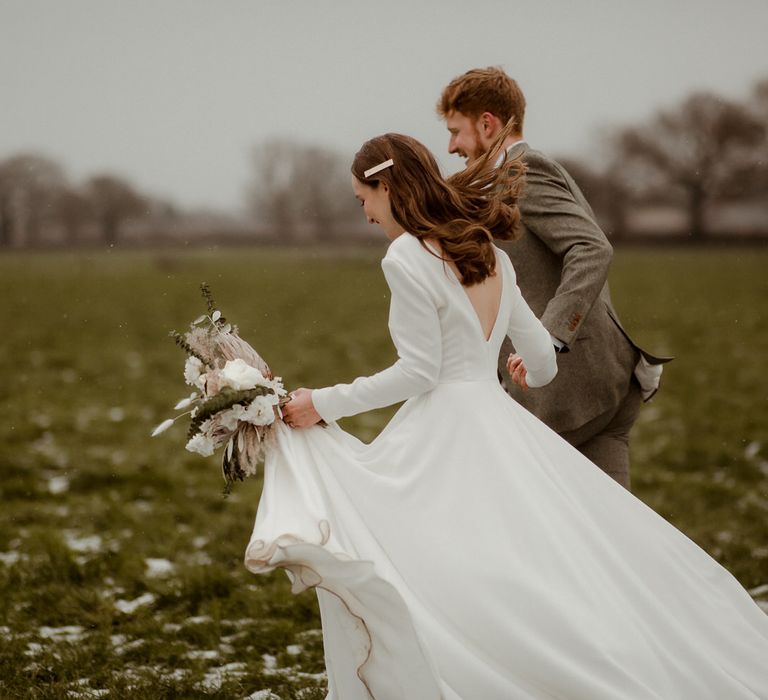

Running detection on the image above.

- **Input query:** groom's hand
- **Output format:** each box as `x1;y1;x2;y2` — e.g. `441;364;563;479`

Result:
282;387;322;428
506;354;529;391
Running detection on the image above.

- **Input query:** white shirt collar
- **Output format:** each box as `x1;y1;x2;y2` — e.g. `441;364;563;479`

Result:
495;139;528;167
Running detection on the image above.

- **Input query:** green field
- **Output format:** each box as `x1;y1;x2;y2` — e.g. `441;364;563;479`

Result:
1;245;767;698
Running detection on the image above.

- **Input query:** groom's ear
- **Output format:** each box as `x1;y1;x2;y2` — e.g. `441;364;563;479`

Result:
479;112;503;138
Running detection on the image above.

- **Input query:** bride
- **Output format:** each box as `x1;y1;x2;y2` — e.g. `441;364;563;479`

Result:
248;127;768;699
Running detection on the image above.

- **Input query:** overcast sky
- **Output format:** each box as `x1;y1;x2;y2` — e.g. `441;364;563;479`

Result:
2;0;767;212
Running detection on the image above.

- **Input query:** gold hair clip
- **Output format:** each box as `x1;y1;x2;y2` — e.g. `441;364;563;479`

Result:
363;158;394;179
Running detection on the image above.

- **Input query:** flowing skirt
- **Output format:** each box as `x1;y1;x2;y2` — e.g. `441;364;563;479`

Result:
245;380;768;699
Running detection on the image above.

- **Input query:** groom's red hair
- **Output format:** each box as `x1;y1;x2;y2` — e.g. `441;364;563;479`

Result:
437;66;526;133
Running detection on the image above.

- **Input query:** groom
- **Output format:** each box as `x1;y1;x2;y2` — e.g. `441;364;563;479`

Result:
437;67;670;489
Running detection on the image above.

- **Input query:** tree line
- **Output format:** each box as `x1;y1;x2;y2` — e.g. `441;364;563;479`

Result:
0;156;162;248
1;78;767;248
570;78;768;240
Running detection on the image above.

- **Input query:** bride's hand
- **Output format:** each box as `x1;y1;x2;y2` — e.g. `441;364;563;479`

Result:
506;354;529;391
282;387;322;428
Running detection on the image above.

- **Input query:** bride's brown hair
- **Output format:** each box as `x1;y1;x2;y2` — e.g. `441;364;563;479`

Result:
351;120;524;286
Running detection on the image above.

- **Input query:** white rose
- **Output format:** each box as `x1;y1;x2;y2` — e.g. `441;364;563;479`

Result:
264;376;287;397
184;357;205;388
219;359;266;391
240;394;279;426
185;432;215;457
218;405;245;431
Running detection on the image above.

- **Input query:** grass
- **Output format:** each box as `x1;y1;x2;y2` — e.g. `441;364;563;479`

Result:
0;243;766;698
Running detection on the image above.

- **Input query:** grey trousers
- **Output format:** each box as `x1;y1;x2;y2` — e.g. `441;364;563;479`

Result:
558;378;643;491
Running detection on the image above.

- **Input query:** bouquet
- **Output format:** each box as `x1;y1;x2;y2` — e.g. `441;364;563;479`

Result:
151;284;287;494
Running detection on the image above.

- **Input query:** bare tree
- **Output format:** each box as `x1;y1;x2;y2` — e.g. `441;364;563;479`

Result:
0;154;66;247
733;78;768;199
55;187;92;245
556;157;630;239
247;139;358;240
616;92;765;238
294;145;358;238
751;78;768;118
86;175;145;245
0;161;12;247
248;140;295;238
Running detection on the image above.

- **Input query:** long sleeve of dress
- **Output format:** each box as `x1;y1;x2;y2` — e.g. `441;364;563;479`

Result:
504;261;558;389
311;257;443;423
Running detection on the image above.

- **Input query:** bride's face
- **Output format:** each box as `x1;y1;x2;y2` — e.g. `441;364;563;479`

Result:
352;176;404;241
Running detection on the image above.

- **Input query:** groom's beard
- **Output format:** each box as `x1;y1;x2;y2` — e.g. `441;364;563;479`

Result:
463;125;486;165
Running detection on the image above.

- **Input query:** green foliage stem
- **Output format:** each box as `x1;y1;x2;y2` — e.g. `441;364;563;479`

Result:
187;386;274;439
169;330;210;365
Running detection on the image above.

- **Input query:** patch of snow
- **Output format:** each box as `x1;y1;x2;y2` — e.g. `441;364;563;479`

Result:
744;441;761;460
296;628;322;640
66;688;109;698
221;631;247;644
114;638;144;655
191;551;213;565
295;671;327;682
114;593;155;614
32;431;69;468
31;413;52;428
185;649;219;660
63;533;103;554
216;662;247;673
0;551;21;566
186;615;213;625
245;691;282;700
198;662;247;690
163;668;189;681
38;626;86;642
297;688;325;698
145;558;175;578
24;642;44;657
48;475;70;494
231;618;255;629
108;407;125;422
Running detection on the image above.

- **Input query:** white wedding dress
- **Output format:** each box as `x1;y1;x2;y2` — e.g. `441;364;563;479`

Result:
245;233;768;699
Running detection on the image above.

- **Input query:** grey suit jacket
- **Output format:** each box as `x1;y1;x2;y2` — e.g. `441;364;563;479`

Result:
497;143;669;434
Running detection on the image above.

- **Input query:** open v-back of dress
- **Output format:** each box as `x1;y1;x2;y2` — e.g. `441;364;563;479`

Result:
245;233;768;700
